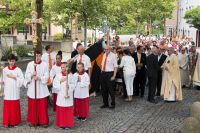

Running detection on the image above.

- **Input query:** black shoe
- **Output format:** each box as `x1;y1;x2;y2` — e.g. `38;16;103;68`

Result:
182;85;186;88
109;105;115;109
149;100;158;104
41;124;48;128
100;105;109;109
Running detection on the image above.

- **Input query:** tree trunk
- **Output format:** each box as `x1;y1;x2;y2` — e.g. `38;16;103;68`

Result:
84;18;87;47
36;0;43;53
163;16;166;36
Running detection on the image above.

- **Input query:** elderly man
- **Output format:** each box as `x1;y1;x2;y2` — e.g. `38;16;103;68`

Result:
146;47;159;103
189;45;200;89
156;46;167;96
100;45;118;109
161;47;182;102
71;45;92;77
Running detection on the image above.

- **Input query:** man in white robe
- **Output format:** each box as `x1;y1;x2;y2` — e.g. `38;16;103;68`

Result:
24;51;50;127
161;47;182;101
178;47;189;87
192;51;200;89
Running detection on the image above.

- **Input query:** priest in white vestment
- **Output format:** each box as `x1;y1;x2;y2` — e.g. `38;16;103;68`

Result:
192;51;200;88
161;47;182;101
178;47;189;87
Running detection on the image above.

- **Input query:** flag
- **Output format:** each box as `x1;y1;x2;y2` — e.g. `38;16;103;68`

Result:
85;39;104;93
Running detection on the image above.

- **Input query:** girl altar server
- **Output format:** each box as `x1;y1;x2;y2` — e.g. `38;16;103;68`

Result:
53;62;75;129
50;51;62;112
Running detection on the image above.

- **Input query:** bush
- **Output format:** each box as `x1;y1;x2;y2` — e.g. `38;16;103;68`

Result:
1;47;13;61
16;45;29;58
53;33;63;40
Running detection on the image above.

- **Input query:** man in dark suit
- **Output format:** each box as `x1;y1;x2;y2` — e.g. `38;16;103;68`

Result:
71;43;82;73
156;47;167;96
132;45;146;97
146;47;159;103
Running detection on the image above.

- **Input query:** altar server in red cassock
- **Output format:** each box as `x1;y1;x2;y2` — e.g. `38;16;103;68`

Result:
2;54;24;127
50;51;62;112
53;62;75;129
74;63;90;121
24;51;50;127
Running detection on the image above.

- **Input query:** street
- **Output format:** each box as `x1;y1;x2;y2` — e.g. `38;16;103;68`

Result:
0;87;199;133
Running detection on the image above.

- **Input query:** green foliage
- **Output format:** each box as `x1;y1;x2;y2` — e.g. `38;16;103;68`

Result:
184;6;200;30
16;45;29;57
1;46;13;61
53;33;63;40
0;0;176;37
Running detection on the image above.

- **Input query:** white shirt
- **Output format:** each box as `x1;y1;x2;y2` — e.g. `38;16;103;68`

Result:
53;73;75;107
101;52;118;72
73;41;79;50
24;61;50;99
75;54;91;71
119;55;136;75
73;72;90;99
50;64;61;93
3;66;24;100
41;52;54;69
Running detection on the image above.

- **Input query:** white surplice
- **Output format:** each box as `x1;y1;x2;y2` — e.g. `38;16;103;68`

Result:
3;67;24;100
53;73;75;107
24;61;50;99
50;64;61;93
73;72;90;99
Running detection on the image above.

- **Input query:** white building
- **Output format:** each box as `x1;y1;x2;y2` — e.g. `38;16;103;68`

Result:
177;0;200;44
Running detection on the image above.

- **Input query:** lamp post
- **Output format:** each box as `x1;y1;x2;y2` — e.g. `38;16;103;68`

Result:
24;11;43;127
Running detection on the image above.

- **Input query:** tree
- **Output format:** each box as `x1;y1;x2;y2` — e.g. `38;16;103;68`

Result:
51;0;107;46
185;6;200;30
0;0;32;32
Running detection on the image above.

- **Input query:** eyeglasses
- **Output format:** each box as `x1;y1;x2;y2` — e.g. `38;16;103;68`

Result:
104;49;109;50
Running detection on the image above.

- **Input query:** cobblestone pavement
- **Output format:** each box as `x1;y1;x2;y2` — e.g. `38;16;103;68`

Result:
0;87;200;133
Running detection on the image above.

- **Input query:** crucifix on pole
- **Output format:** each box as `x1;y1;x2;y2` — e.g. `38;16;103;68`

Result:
24;11;43;127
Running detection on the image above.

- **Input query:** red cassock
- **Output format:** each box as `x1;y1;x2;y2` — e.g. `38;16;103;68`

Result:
2;100;21;126
56;106;74;127
74;98;89;118
27;97;49;125
53;93;57;112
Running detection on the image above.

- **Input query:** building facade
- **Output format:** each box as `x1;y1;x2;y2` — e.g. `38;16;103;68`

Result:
177;0;200;44
165;1;178;37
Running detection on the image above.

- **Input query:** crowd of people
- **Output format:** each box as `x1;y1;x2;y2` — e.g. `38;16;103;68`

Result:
0;35;200;130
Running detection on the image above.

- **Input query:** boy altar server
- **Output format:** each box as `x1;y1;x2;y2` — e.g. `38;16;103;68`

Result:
2;54;24;127
24;51;50;127
74;63;90;121
53;62;75;129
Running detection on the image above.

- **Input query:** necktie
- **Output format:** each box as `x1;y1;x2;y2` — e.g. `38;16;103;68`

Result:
138;53;141;64
79;55;82;63
103;53;109;71
49;54;52;70
48;54;52;85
